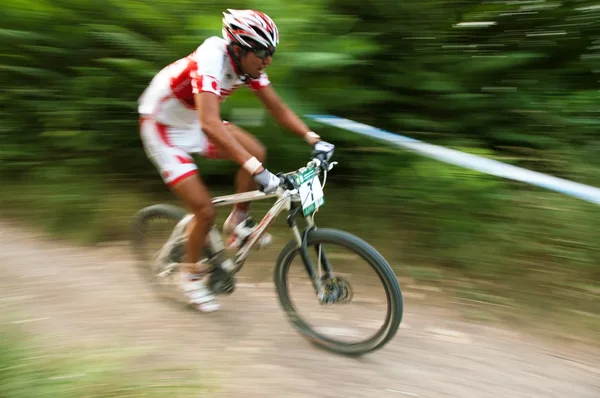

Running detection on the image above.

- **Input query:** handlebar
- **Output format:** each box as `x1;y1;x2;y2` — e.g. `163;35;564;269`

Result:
277;156;338;192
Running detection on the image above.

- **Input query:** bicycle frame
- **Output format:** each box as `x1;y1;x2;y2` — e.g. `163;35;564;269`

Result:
209;170;334;295
211;188;303;268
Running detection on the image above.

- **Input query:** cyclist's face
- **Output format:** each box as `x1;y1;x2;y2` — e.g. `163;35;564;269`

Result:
240;47;273;79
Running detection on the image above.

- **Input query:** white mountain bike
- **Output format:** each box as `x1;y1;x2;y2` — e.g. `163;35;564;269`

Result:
131;156;403;356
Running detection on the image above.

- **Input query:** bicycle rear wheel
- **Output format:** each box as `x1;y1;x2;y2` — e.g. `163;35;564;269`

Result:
274;228;403;356
130;204;187;294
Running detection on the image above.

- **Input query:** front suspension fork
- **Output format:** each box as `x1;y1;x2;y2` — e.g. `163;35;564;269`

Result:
287;204;333;296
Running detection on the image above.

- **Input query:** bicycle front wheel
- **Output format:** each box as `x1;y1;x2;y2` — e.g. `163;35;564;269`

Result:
274;228;403;356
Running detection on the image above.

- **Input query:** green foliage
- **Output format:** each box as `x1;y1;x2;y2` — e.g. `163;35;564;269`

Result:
2;0;598;180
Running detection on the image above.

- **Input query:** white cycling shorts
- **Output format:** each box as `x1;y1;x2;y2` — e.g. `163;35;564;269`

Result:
139;116;225;187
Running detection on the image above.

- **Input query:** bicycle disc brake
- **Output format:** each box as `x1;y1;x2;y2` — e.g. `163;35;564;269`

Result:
318;276;353;305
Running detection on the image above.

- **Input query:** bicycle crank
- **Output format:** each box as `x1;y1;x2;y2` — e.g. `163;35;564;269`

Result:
207;266;236;295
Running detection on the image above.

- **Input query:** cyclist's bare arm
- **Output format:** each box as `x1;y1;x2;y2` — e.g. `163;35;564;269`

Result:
194;91;264;172
254;86;321;146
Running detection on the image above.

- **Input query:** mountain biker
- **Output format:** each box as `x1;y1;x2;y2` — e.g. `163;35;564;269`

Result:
137;9;335;312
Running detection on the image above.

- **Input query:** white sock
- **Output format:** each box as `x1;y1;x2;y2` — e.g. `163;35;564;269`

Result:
225;208;248;231
233;207;248;222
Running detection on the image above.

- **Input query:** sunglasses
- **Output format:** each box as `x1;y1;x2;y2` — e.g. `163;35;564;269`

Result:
252;46;275;59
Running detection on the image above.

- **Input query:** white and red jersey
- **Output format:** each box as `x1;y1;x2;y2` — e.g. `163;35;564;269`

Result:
138;36;270;128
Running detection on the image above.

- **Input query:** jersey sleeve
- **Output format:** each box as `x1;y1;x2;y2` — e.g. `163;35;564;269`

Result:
190;38;226;97
247;72;271;91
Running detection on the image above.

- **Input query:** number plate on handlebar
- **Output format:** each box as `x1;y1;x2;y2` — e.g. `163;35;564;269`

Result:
295;168;324;217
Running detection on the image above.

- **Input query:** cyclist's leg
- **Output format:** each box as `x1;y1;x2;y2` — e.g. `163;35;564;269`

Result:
206;122;267;232
140;116;219;311
169;174;215;271
226;123;266;213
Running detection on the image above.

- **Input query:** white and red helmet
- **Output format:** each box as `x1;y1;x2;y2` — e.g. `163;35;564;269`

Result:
222;9;279;49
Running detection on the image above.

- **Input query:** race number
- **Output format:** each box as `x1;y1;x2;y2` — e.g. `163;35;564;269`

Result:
297;172;324;216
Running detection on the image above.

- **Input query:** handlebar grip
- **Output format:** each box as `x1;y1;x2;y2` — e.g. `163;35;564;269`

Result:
313;152;327;162
313;152;329;170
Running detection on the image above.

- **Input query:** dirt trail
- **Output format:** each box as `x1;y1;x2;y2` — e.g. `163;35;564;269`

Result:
1;219;598;397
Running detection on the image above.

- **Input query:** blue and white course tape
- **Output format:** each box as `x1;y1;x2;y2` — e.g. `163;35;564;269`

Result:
307;114;600;206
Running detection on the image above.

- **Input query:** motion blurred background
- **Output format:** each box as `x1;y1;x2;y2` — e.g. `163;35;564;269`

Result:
1;0;599;382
